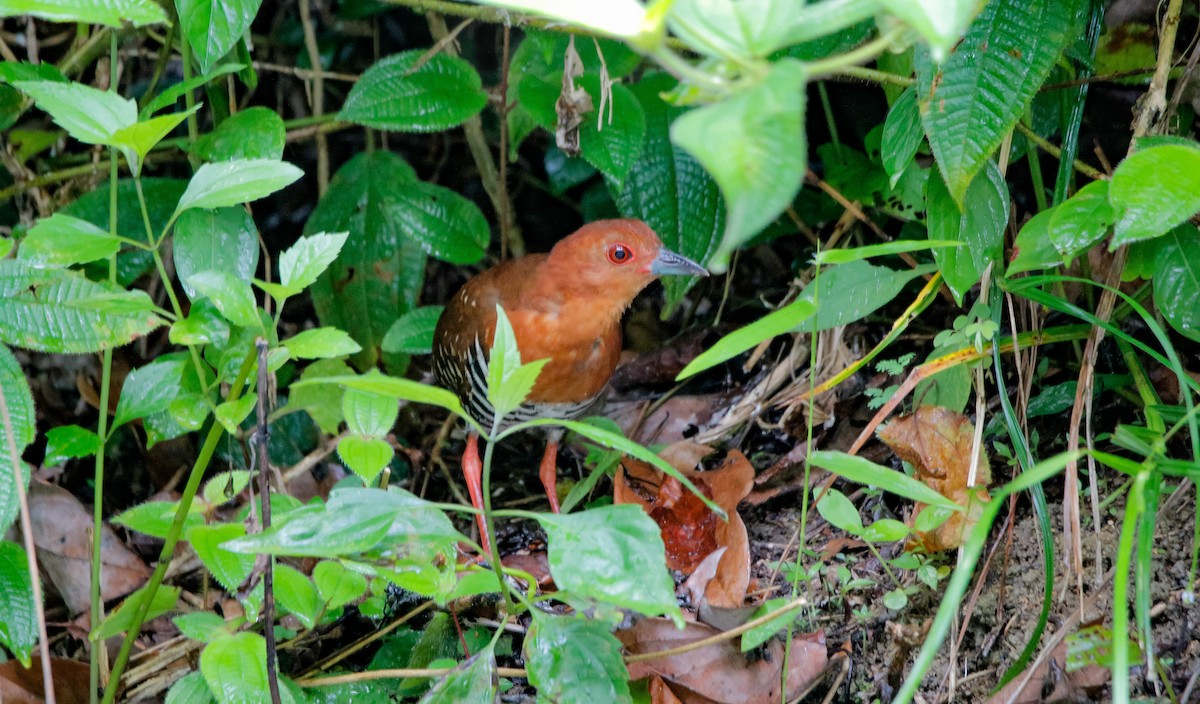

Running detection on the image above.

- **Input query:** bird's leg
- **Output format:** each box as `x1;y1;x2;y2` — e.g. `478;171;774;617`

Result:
461;432;491;552
539;430;565;513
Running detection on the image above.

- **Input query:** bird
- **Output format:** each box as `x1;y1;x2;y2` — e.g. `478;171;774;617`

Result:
432;218;707;551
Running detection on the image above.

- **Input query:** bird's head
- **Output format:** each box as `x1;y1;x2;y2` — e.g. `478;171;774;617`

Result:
544;219;708;304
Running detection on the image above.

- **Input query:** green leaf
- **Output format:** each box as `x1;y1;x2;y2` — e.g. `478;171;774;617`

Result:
177;0;264;74
193;106;285;161
2;0;166;26
343;381;399;437
306;153;427;369
797;260;933;331
140;64;243;119
670;59;808;273
420;644;497;704
740;597;802;653
525;613;630;704
214;393;256;434
486;305;550;422
190;523;256;592
110;105;200;176
1006;207;1063;276
13;79;135;144
276;231;350;298
615;73;722;311
221;502;393;558
200;632;271;704
19;213;121;266
284;327;361;360
65;178;185;286
283;359;351;434
927;162;1009;303
1110;144;1200;246
274;564;321;629
815;240;960;265
381;306;444;355
538;505;681;622
340;50;487;132
312;560;368;610
881;87;923;187
815;487;864;536
464;0;654;48
809;450;965;511
676;299;816;380
1152;224;1200;343
174;159;303;216
668;0;870;59
0;346;37;532
170;298;231;347
43;424;102;465
113;358;185;428
113;500;203;539
166;670;216;704
388;181;489;265
878;0;982;60
863;518;910;543
915;0;1078;204
0;541;37;667
292;373;466;423
1048;180;1114;260
173;612;234;642
92;584;181;641
187;270;261;328
202;470;254;507
174;207;260;299
337;436;394;484
576;76;645;189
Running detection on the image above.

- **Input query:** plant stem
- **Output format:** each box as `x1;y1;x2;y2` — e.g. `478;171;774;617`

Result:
101;349;257;704
480;427;516;615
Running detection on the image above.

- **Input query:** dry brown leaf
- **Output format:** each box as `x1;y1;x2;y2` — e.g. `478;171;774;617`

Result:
609;394;725;447
0;657;91;704
618;617;827;704
648;674;686;704
615;443;753;608
877;406;992;552
28;481;150;615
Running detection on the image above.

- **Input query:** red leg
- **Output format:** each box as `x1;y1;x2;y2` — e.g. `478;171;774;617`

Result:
539;439;561;513
461;432;491;553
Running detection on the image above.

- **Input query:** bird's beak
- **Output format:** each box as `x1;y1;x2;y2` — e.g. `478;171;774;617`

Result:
649;247;708;277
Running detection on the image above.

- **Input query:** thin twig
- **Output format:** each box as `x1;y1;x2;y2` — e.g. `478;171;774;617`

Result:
298;0;329;194
254;340;282;704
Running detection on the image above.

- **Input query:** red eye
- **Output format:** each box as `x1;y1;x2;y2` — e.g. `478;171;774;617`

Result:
607;243;633;265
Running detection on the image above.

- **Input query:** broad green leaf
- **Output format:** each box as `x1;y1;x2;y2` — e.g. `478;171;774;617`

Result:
671;59;808;273
170;298;231;347
312;560;368;610
451;0;653;49
615;73;722;311
141;64;243;119
538;505;681;621
283;359;351;434
43;424;102;465
306;153;426;369
814;240;959;265
815;487;863;535
487;305;550;421
340;50;487;132
878;0;982;60
113;500;203;539
200;632;271;704
1152;224;1200;343
276;231;350;298
915;0;1078;204
110;105;199;176
578;76;646;189
92;584;181;641
343;381;399;437
221;503;393;558
676;299;816;380
202;471;254;507
65;178;185;286
165;671;215;704
381;306;444;355
338;436;394;484
193;106;285;161
420;644;497;704
881;87;923;187
274;564;321;629
292;374;466;423
0;541;36;667
283;328;361;360
797;260;934;331
668;0;875;59
339;487;463;548
388;181;489;264
525;613;630;704
740;597;802;653
1110;144;1200;246
114;358;185;428
0;61;67;83
174;159;303;216
214;393;256;434
927;163;1009;303
2;0;166;26
809;450;964;511
0;346;40;532
13;79;135;144
177;0;264;74
187;270;261;328
173;612;234;642
1006;207;1063;276
191;523;256;592
1048;180;1114;260
19;213;121;266
862;518;910;543
174;207;260;299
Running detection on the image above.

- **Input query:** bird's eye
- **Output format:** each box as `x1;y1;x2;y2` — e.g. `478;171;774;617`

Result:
607;243;633;265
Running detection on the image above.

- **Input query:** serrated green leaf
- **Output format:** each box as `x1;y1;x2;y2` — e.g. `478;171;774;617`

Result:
174;159;303;216
0;541;37;667
110;105;199;176
798;260;933;331
878;0;982;60
18;213;121;266
525;613;630;704
927;162;1009;303
420;644;497;704
677;298;815;380
170;297;231;347
312;560;368;609
190;523;256;592
43;424;101;465
2;0;166;26
174;207;260;299
214;393;256;434
538;505;681;622
810;450;964;511
881;87;923;187
277;231;349;298
283;359;351;434
177;0;264;74
200;631;270;704
337;436;394;484
381;306;444;355
165;670;215;704
283;327;361;359
274;564;321;629
193;106;285;161
0;346;37;532
113;500;203;539
13;79;135;144
670;59;808;273
916;0;1078;204
1110;144;1200;246
1152;224;1200;343
114;358;185;428
173;612;234;642
202;470;254;507
388;181;489;265
187;270;261;328
92;584;181;641
342;381;398;437
340;50;487;132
